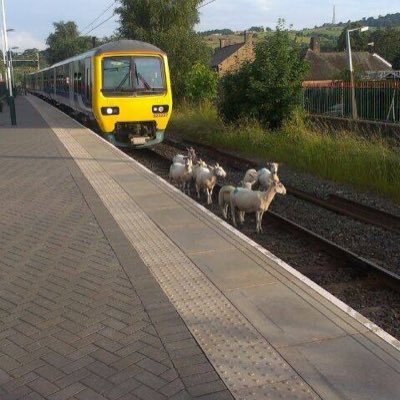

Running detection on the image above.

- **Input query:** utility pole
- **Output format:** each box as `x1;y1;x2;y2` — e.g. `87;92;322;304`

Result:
346;26;369;120
332;5;336;25
0;0;16;125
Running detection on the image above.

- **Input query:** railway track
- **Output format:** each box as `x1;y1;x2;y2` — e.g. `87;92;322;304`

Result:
127;142;400;339
166;137;400;234
129;144;400;289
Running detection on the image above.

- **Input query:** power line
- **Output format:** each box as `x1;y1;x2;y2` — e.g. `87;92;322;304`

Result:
198;0;216;8
81;12;116;36
80;0;215;37
80;0;116;35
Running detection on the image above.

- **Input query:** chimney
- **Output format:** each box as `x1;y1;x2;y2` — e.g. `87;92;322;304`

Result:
219;38;226;48
310;36;320;53
244;31;253;43
92;36;96;48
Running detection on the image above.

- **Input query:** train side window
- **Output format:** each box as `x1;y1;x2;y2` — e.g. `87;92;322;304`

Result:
77;73;82;94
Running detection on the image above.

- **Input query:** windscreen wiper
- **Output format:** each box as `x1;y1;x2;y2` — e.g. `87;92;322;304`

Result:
115;66;131;90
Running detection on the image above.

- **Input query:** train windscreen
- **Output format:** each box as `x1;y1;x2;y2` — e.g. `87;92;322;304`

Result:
102;56;166;95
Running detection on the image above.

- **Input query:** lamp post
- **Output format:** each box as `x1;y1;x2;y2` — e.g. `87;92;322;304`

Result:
1;27;12;88
0;0;16;125
346;26;369;119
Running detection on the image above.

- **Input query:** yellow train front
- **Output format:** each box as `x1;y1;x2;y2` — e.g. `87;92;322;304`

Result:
27;40;173;148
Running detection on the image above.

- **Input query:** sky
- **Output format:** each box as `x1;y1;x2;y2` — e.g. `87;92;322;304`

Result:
3;0;400;51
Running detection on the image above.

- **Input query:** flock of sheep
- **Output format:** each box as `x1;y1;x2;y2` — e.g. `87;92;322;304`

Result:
169;147;286;233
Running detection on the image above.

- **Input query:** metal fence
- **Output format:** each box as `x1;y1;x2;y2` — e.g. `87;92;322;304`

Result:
302;80;400;123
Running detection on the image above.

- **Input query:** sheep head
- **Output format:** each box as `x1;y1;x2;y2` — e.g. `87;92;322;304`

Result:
268;162;279;175
271;178;286;195
213;163;227;179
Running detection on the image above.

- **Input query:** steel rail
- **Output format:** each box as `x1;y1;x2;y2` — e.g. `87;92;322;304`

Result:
141;142;400;291
165;137;400;234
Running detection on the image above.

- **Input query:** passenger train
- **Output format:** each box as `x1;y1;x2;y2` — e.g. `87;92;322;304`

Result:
26;40;173;148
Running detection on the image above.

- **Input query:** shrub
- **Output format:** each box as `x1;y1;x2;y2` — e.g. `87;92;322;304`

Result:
218;20;309;129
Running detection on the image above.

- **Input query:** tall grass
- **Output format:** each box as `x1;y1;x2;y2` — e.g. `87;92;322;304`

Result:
168;102;400;202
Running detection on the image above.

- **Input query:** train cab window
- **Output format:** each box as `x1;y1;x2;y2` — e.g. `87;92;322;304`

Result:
102;56;166;96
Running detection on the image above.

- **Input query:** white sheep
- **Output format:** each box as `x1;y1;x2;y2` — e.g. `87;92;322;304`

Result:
242;168;258;186
169;158;193;194
172;147;197;165
196;163;226;204
218;180;255;220
257;162;279;190
192;159;208;181
230;177;286;233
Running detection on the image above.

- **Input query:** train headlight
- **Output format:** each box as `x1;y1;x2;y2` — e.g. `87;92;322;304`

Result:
152;105;169;114
101;107;119;115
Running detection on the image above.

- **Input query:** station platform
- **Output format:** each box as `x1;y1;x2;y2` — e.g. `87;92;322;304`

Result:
0;95;399;400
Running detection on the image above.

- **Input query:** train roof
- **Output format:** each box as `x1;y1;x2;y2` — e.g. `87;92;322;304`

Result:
30;40;165;74
94;40;164;56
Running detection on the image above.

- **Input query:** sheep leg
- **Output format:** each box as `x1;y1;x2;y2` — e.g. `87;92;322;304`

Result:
230;200;238;228
259;211;264;233
196;184;200;198
207;189;212;205
256;211;264;233
239;211;245;224
222;203;229;219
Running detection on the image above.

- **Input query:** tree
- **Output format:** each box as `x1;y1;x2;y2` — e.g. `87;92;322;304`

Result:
218;20;309;129
248;26;264;32
116;0;209;100
369;28;400;68
46;21;93;64
186;62;218;103
336;23;370;51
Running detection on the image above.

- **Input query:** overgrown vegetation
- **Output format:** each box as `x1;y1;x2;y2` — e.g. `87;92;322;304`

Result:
185;62;219;103
168;102;400;202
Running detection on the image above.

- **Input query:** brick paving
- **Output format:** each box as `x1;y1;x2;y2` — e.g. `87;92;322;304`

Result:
0;97;233;400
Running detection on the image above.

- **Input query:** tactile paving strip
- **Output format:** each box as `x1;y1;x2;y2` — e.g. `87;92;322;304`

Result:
30;97;319;400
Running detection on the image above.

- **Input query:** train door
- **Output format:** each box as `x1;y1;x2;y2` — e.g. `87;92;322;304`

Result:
69;63;74;105
84;57;92;107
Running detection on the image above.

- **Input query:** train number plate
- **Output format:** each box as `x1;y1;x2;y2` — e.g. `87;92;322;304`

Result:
131;137;148;145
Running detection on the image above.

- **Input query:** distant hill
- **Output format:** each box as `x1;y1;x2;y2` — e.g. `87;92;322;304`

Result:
199;12;400;53
332;12;400;28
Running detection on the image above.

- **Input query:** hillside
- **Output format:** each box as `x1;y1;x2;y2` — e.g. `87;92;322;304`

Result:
201;12;400;52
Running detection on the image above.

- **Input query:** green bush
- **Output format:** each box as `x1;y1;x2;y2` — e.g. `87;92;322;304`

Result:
186;62;218;103
218;20;309;129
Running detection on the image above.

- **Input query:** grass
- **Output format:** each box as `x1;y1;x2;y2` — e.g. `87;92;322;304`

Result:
167;102;400;203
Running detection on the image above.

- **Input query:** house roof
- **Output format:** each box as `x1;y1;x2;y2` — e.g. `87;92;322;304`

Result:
304;49;392;81
210;42;245;67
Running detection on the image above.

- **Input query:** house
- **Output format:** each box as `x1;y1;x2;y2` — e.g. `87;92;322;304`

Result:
304;37;393;85
210;32;254;75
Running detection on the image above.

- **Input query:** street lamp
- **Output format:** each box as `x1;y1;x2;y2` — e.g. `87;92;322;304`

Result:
0;27;12;88
346;26;369;119
0;0;16;125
